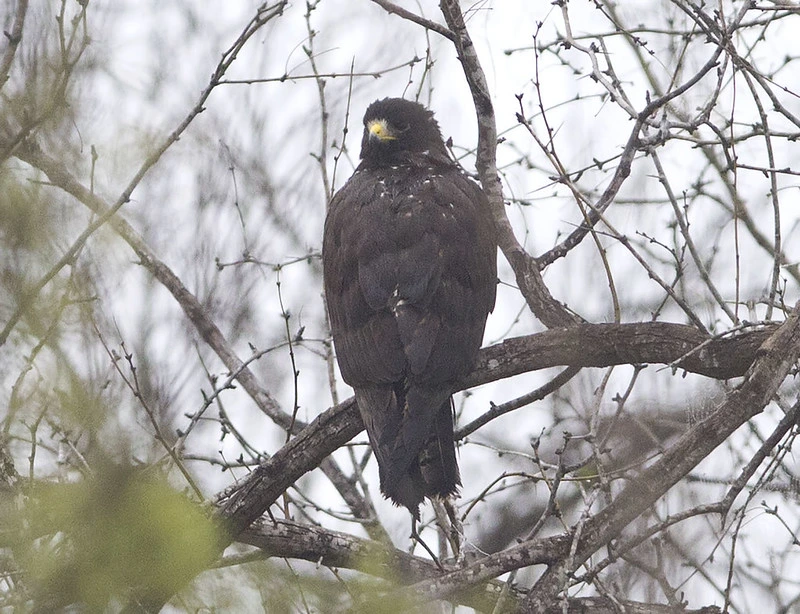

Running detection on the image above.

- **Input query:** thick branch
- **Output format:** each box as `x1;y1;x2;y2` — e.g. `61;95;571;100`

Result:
525;303;800;607
217;320;776;539
439;0;578;328
217;398;362;536
241;518;514;612
466;321;775;387
239;520;719;614
378;303;800;607
242;520;717;613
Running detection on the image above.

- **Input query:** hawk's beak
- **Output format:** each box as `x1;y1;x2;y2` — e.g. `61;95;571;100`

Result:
367;119;396;141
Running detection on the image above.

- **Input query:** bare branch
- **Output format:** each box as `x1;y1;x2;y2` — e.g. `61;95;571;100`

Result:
376;302;800;607
217;319;777;540
370;0;454;41
0;0;27;92
439;0;578;328
12;141;293;429
525;301;800;607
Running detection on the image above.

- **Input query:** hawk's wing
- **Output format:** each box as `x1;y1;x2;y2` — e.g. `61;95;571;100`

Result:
323;164;496;388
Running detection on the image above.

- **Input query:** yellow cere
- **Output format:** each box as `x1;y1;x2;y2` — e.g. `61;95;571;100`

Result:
368;119;396;141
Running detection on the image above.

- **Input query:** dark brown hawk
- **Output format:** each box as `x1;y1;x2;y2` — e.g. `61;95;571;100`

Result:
323;98;497;516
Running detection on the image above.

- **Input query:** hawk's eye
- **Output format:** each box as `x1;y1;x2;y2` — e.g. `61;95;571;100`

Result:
395;122;410;133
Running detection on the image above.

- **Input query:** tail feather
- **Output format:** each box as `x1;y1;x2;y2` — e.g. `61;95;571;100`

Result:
419;398;460;498
353;383;459;517
384;384;450;485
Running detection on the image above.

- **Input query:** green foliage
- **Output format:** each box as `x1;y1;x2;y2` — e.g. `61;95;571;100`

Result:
15;465;221;610
0;170;49;254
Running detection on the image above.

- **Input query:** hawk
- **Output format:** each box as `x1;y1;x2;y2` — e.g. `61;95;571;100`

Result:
323;98;497;516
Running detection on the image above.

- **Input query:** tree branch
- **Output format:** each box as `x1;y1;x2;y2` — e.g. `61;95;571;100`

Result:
0;0;27;93
242;519;720;613
439;0;578;329
369;0;454;41
372;303;800;607
12;141;294;431
217;319;777;539
524;301;800;608
466;321;775;387
240;517;517;612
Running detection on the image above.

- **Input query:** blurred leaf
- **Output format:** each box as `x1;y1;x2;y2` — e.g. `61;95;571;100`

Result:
19;465;221;609
0;169;50;253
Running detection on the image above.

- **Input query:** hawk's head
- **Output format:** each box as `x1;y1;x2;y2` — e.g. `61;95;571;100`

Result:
359;98;448;165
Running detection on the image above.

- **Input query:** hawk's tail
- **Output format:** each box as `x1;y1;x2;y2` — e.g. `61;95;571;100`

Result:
354;385;460;517
418;397;460;498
